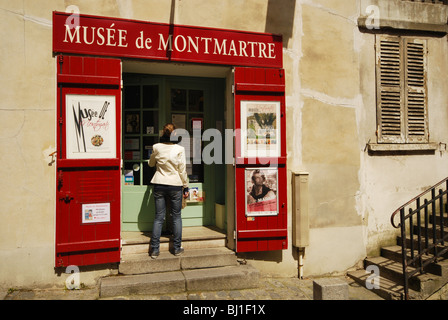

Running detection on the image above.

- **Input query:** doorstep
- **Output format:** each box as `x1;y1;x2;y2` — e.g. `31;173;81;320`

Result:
100;265;260;298
121;226;227;255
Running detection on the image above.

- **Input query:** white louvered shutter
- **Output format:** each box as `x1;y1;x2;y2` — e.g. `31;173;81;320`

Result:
376;36;428;144
376;36;404;143
404;38;428;143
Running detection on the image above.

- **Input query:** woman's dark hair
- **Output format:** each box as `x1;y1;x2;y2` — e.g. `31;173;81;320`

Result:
162;123;176;137
160;123;181;143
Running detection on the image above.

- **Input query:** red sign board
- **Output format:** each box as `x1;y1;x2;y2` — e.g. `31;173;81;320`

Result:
53;12;283;68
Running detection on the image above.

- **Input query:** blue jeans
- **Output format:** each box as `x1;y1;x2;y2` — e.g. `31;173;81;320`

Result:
151;184;183;252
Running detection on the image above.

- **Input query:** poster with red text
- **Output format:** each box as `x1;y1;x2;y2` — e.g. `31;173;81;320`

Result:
66;94;116;159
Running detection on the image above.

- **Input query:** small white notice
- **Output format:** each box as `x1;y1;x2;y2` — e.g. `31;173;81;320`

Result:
82;203;111;224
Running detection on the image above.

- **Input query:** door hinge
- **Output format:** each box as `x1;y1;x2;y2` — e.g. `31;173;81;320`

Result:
232;84;235;94
57;172;63;190
233;230;236;240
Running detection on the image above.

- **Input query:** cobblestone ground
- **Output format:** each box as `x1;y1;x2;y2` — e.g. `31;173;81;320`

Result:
2;276;384;300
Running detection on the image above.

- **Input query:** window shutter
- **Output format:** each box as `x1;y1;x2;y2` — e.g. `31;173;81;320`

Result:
376;36;428;144
376;36;404;143
405;38;428;143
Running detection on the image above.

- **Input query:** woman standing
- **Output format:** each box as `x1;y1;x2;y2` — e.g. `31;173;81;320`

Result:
148;123;189;259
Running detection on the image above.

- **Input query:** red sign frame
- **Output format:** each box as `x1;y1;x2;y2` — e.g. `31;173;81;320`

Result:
53;12;283;68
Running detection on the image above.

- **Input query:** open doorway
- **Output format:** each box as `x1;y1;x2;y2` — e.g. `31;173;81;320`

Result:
120;61;230;234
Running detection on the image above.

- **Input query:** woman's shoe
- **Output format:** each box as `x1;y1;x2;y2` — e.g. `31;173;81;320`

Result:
174;247;184;256
150;250;160;259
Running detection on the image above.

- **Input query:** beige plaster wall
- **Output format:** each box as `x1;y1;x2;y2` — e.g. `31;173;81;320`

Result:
294;0;448;276
0;0;59;288
0;0;118;288
293;0;367;275
357;24;448;257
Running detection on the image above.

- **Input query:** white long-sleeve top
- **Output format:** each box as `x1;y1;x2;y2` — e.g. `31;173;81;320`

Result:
148;142;189;188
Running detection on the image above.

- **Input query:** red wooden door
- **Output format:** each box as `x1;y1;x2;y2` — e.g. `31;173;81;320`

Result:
234;67;287;252
55;55;122;267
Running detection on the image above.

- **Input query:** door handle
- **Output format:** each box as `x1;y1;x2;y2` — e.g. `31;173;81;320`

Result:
60;193;74;203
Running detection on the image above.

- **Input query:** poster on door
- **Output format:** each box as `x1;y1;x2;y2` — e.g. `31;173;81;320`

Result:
82;203;111;224
66;94;116;159
245;168;278;216
241;101;280;158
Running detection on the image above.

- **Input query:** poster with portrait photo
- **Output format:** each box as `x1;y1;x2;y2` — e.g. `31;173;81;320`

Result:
245;168;278;217
241;101;280;158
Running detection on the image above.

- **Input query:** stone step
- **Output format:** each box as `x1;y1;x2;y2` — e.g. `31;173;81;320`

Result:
119;247;238;275
101;270;186;297
346;269;432;300
121;227;227;255
430;214;448;227
381;245;448;276
364;256;447;297
381;245;409;263
122;239;227;255
347;270;406;300
100;265;260;298
183;265;259;292
382;245;439;265
396;235;448;259
364;256;418;290
412;224;448;239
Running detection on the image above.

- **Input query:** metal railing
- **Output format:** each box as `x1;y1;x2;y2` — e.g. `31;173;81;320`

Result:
390;177;448;300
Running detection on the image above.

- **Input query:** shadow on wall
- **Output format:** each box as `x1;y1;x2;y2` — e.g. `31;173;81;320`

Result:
265;0;296;48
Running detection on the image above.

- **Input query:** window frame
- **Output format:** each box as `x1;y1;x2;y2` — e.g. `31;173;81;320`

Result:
375;35;429;144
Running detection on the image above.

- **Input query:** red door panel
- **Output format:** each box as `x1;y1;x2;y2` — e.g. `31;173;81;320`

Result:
55;55;121;267
234;67;287;252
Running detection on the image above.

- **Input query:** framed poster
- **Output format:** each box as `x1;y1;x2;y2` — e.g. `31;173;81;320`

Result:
125;138;139;150
66;94;117;159
241;101;280;158
245;168;278;216
172;113;186;130
191;118;203;130
125;113;139;133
